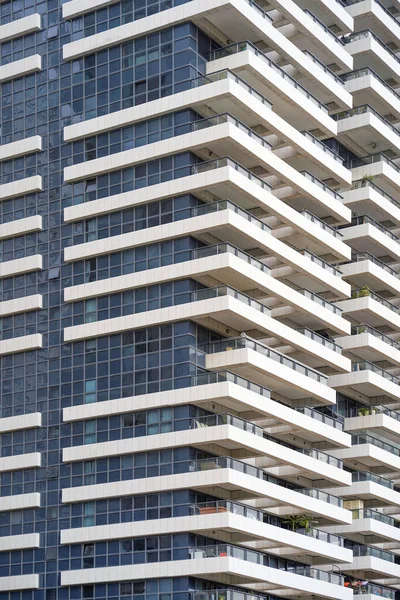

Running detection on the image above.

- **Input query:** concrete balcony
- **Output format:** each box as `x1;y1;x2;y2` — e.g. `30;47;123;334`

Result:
346;0;400;47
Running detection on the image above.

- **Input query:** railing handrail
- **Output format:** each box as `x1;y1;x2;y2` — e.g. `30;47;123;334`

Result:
352;433;400;457
299;208;343;237
203;335;329;383
345;215;399;242
351;287;400;313
343;28;400;67
341;66;400;103
191;370;271;398
301;170;344;200
207;40;329;112
302;249;343;276
352;359;400;386
303;9;345;45
297;288;343;315
302;50;345;85
193;113;272;150
347;151;400;173
349;178;400;210
352;251;399;277
352;324;400;348
192;156;272;191
352;470;394;489
333;104;400;138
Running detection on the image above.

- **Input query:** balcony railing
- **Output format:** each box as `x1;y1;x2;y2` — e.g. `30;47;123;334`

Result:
352;433;400;457
296;327;342;353
348;543;395;563
346;0;400;30
297;289;343;315
194;285;271;315
204;335;329;384
190;500;344;545
301;132;344;165
303;10;345;46
352;470;394;489
193;199;271;233
333;104;400;140
193;243;272;275
193;113;272;150
352;360;400;386
341;67;400;104
245;0;274;23
342;28;400;68
299;209;342;237
352;252;399;278
191;370;271;399
192;588;278;600
208;41;328;113
351;288;400;314
343;215;399;242
191;543;343;585
353;583;394;599
191;68;272;109
295;406;344;430
351;324;400;349
352;507;398;528
349;179;400;211
302;50;344;85
302;250;342;276
301;171;343;200
192;156;272;191
348;152;400;173
190;456;343;506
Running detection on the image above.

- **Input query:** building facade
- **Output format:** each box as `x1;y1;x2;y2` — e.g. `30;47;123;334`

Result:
1;0;400;599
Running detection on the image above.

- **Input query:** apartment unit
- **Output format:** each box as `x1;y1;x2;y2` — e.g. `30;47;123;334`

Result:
2;0;400;599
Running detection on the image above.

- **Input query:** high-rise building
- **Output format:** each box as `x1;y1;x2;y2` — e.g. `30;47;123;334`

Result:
2;0;400;599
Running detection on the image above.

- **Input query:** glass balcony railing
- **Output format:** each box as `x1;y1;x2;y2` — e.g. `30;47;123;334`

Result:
349;543;395;563
351;507;397;527
190;69;272;109
352;434;400;457
351;325;400;349
297;289;343;315
302;50;344;85
204;335;329;384
208;41;329;113
333;105;400;140
245;0;274;23
192;588;278;600
296;327;342;353
190;543;343;585
192;413;263;436
301;132;344;165
190;456;343;506
301;171;343;201
343;29;400;68
352;471;394;489
192;113;272;150
192;199;272;233
349;179;400;211
348;152;400;173
353;583;395;599
191;370;271;399
302;250;342;276
192;156;272;191
303;10;345;46
193;285;271;315
295;406;344;430
193;243;272;275
299;209;342;237
341;67;400;104
190;500;345;545
352;252;399;278
351;288;400;314
346;0;400;30
263;430;342;467
352;360;400;386
342;215;399;242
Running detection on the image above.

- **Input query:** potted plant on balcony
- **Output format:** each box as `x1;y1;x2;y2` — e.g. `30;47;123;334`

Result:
355;285;371;298
297;514;318;535
357;407;370;417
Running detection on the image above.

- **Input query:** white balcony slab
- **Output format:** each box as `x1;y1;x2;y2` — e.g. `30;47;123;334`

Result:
0;136;41;162
0;413;41;433
0;55;41;83
0;334;43;355
0;216;42;240
0;175;42;201
0;14;41;42
0;295;42;317
0;452;41;473
0;255;42;279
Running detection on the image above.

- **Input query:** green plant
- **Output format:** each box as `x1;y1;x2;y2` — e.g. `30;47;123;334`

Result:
361;174;374;183
357;407;370;416
283;515;304;531
283;514;316;532
297;514;318;533
356;285;371;298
